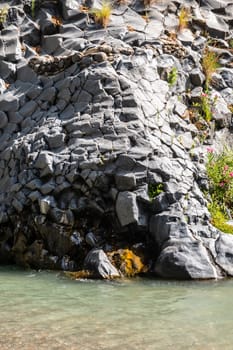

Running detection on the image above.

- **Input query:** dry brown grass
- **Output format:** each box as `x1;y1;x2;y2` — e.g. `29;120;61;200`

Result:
178;6;191;31
202;47;220;88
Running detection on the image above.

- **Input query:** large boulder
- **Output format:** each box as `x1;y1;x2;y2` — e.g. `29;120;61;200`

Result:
84;248;120;279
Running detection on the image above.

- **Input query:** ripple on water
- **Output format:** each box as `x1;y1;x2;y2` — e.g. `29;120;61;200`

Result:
1;267;233;349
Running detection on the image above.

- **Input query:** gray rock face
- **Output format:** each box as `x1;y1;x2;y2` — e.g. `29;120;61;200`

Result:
215;234;233;276
0;0;232;279
116;192;139;226
155;239;218;280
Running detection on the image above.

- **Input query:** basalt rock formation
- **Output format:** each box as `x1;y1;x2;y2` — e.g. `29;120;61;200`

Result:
0;0;233;279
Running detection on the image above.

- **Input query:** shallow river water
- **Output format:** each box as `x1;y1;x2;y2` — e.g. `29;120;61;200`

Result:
1;266;233;350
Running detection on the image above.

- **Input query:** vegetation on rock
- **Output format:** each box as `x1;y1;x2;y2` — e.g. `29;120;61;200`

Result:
0;5;9;25
206;147;233;233
202;48;220;89
178;6;190;31
168;67;178;87
192;91;217;123
91;1;112;28
148;183;164;200
108;249;146;277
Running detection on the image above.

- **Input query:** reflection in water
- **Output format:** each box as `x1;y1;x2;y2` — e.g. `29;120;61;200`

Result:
0;267;233;349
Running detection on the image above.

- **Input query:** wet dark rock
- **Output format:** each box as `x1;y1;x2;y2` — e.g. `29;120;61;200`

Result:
190;68;205;87
0;92;19;112
84;248;120;279
155;238;219;279
0;111;9;129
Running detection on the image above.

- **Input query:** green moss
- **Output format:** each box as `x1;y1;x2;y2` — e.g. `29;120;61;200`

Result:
148;183;164;200
168;67;178;87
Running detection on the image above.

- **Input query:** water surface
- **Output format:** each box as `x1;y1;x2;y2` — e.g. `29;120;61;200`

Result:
1;266;233;350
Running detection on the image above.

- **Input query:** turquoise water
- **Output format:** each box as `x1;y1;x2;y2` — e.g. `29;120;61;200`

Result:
1;267;233;350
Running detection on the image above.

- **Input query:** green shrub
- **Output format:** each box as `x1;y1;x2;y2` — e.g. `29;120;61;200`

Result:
206;147;233;233
207;148;233;206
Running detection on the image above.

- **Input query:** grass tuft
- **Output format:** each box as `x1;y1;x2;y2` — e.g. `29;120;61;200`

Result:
202;48;220;89
91;1;112;29
0;5;9;25
178;7;190;31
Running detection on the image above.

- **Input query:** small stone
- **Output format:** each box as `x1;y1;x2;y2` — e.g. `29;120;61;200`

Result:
19;100;38;117
39;196;55;215
45;134;65;149
190;68;205;87
0;92;19;112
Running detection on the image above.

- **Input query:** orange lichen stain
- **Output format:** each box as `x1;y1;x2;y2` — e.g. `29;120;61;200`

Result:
141;14;150;23
4;81;10;89
79;5;89;13
109;249;146;277
21;43;26;52
32;46;41;55
51;16;62;26
65;270;92;279
127;25;135;32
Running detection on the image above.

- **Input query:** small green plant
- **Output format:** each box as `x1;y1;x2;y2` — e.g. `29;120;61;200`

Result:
0;5;9;25
178;6;190;31
31;0;36;18
91;1;112;28
192;91;217;123
202;48;220;88
168;67;178;87
148;183;164;200
206;147;233;233
228;104;233;114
